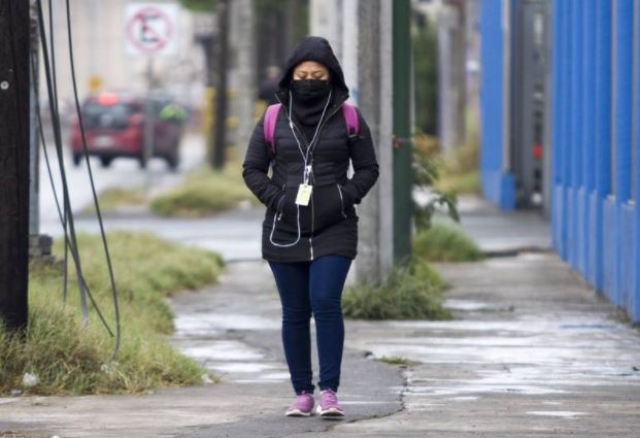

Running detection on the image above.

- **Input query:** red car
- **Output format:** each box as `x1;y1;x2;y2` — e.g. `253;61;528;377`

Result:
70;92;183;169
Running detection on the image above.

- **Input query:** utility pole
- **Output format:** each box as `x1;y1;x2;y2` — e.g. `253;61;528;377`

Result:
356;0;394;285
392;0;413;264
232;0;255;160
0;1;30;331
212;0;229;169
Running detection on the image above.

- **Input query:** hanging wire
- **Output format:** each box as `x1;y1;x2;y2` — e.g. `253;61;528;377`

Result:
35;0;117;345
45;0;72;308
36;0;89;323
31;54;115;339
65;0;121;358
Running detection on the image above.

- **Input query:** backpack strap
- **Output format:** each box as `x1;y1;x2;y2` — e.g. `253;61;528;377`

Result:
264;102;359;156
264;103;282;156
341;103;359;137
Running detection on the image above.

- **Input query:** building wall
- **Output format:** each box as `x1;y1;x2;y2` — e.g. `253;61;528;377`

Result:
479;0;640;322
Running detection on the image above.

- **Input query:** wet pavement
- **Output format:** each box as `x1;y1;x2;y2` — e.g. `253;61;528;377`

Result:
3;151;640;437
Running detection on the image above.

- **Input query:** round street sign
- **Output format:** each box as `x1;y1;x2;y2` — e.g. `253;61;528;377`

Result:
125;4;179;56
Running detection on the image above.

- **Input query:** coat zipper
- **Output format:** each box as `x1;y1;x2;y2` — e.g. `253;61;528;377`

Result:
310;193;315;260
337;184;347;219
308;104;343;261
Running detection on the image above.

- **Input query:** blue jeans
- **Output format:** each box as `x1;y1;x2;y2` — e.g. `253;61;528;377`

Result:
269;255;352;395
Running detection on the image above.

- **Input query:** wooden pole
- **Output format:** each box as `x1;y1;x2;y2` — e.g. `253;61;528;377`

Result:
0;0;31;332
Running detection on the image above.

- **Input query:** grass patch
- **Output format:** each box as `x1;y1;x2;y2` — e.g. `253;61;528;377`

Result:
378;356;420;367
83;187;148;214
150;162;254;217
430;127;481;196
0;232;224;396
342;259;452;320
436;170;480;196
413;223;484;262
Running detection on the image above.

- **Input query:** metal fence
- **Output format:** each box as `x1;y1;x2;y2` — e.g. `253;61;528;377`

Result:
480;0;640;322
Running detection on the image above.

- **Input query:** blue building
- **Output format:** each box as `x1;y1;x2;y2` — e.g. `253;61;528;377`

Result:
479;0;640;322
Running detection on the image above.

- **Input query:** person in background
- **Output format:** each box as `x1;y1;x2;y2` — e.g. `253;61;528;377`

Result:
242;36;379;419
258;65;282;106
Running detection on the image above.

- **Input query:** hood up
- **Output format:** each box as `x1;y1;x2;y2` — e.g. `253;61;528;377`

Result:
276;36;349;104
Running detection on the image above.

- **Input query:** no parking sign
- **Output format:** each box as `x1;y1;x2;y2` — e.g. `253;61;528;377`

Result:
125;3;180;56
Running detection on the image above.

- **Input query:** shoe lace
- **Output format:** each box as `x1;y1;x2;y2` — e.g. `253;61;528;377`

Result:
322;390;337;405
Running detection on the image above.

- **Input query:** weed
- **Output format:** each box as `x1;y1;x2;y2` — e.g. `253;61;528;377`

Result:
150;163;254;217
343;259;452;320
378;356;420;367
83;187;147;214
413;223;484;262
436;170;481;196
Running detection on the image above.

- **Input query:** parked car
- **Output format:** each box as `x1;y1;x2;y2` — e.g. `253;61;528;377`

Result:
70;91;184;170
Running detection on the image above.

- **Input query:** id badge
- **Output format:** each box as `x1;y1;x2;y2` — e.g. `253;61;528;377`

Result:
295;184;313;206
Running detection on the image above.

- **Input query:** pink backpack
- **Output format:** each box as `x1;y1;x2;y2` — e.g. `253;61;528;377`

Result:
263;103;359;156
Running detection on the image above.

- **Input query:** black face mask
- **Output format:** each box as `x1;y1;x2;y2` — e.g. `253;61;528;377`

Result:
291;79;331;102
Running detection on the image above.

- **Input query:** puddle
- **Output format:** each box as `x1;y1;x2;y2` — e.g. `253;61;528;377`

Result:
211;362;278;373
448;396;480;401
181;340;264;361
235;379;286;384
175;313;279;332
444;300;495;311
258;372;290;381
527;411;588;418
407;384;565;396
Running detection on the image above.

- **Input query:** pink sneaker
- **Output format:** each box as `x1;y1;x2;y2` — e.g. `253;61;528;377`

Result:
316;389;345;418
285;391;314;417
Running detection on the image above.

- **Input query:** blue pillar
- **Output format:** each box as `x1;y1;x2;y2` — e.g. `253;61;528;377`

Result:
583;0;597;285
635;0;640;322
559;0;573;261
614;0;633;308
597;0;613;297
567;0;582;269
551;0;564;254
576;1;589;277
480;0;502;204
480;0;515;210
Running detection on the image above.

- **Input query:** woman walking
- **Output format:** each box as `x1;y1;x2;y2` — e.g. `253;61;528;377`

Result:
242;36;379;418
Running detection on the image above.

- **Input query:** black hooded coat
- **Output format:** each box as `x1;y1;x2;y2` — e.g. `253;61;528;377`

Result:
242;36;379;263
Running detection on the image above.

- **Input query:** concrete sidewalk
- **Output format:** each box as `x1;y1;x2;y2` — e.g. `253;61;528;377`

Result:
3;197;640;437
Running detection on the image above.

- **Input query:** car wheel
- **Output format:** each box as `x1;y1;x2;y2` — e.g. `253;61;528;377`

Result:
72;154;82;167
139;155;148;169
100;157;114;168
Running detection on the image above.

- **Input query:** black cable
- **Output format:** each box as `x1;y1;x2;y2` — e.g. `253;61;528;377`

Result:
31;52;65;247
38;0;76;311
33;56;115;336
35;3;115;338
45;0;71;305
65;0;121;358
37;0;91;324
